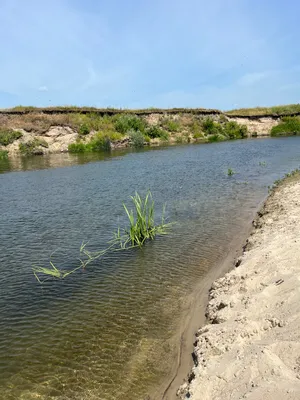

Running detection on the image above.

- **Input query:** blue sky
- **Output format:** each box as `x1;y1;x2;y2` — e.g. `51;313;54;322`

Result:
1;0;299;110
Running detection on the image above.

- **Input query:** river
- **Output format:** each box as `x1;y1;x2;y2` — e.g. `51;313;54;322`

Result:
1;137;300;400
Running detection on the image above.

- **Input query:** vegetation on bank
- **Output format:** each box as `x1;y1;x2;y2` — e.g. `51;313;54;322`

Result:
19;138;49;155
0;150;8;159
33;191;172;282
0;129;23;146
268;168;300;192
226;103;300;117
0;110;249;156
67;115;248;153
271;116;300;136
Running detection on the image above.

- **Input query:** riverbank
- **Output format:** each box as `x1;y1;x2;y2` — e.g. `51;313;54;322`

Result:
177;173;300;399
0;106;290;157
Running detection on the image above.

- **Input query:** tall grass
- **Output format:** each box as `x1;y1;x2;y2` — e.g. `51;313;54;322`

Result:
111;191;172;249
33;191;172;282
271;117;300;136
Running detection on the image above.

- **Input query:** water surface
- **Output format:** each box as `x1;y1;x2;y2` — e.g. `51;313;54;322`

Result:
1;138;300;399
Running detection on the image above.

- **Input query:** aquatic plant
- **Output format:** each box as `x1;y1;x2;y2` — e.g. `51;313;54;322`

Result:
268;168;300;192
111;191;172;249
227;168;235;176
32;261;83;283
32;191;173;282
259;161;266;167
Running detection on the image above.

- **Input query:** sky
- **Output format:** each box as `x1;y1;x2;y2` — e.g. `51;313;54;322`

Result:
0;0;299;110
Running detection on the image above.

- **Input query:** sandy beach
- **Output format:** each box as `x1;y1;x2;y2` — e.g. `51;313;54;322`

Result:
178;174;300;400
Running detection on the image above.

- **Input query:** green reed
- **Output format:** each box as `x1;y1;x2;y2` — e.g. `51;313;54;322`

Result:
111;191;172;249
32;191;172;282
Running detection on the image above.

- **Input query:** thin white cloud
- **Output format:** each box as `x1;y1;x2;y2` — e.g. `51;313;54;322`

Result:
237;72;267;87
38;86;48;92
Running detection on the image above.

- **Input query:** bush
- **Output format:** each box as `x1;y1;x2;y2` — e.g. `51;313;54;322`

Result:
223;121;247;139
89;133;111;152
19;138;47;155
79;123;90;135
146;126;169;140
128;129;145;147
68;132;117;153
161;118;181;132
0;150;8;159
68;143;86;153
0;129;23;146
193;132;205;139
114;114;147;133
271;117;300;136
201;118;223;136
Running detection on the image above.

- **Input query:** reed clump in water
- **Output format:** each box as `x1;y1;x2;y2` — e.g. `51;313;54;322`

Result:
111;191;172;249
32;191;172;282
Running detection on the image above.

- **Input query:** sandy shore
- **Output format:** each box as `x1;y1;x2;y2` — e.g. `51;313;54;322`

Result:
178;175;300;400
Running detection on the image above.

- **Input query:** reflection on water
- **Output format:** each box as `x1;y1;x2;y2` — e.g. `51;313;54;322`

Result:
1;138;300;399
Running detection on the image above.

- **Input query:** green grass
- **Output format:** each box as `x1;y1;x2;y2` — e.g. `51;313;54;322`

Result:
0;129;23;146
68;131;124;153
271;117;300;136
161;118;181;132
0;150;8;159
146;125;169;140
200;118;247;141
114;114;147;133
227;168;235;176
33;191;173;282
111;191;172;249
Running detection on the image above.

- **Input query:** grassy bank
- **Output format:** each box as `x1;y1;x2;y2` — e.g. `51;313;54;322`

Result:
226;103;300;117
4;103;300;157
271;116;300;136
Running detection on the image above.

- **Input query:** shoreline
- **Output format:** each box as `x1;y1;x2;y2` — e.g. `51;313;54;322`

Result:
176;173;300;399
153;197;267;400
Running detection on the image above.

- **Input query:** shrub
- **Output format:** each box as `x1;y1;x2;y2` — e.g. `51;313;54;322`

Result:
0;129;23;146
0;150;8;159
68;143;86;153
19;139;46;155
193;132;205;139
271;117;300;136
89;134;111;152
162;118;181;132
114;114;147;133
79;123;90;136
128;129;145;147
201;118;223;136
146;126;169;140
223;121;247;139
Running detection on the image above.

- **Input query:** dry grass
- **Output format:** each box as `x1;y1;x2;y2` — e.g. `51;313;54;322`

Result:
225;104;300;116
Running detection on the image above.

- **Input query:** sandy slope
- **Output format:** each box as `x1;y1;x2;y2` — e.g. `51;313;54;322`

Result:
178;177;300;400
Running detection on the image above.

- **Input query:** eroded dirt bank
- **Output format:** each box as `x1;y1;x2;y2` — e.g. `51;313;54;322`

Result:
0;109;282;157
178;176;300;400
